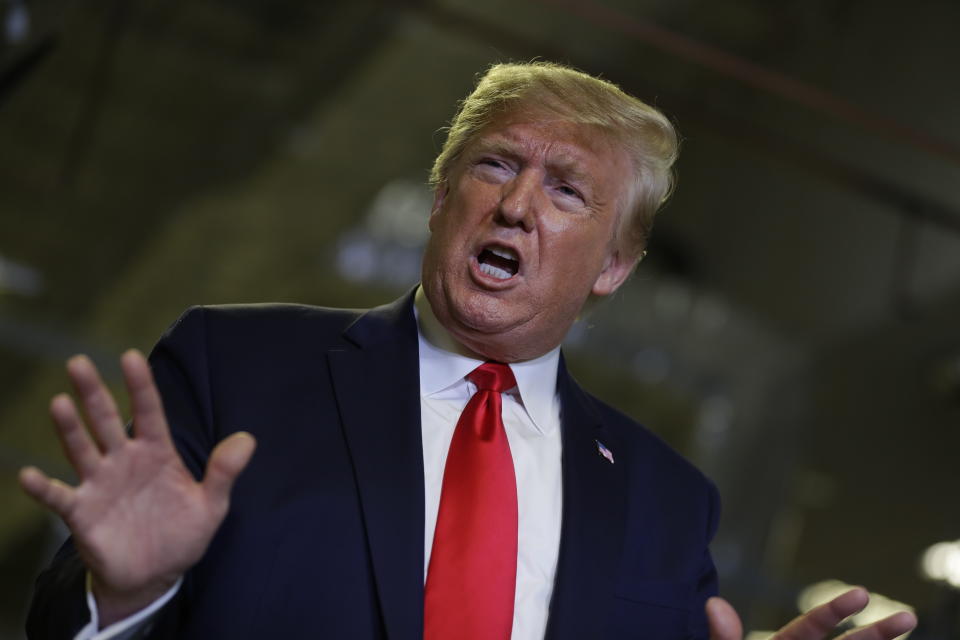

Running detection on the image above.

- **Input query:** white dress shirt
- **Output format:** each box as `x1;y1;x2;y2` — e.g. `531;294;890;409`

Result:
416;293;564;640
77;291;565;639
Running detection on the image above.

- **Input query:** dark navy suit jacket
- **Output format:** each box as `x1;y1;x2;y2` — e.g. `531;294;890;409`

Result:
27;292;719;639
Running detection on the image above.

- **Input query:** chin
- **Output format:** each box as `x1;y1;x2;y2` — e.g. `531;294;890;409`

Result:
450;291;517;333
426;279;566;362
452;330;524;363
455;309;563;363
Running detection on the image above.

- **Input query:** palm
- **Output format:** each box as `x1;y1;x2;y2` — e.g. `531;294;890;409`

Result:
68;434;217;591
19;351;255;620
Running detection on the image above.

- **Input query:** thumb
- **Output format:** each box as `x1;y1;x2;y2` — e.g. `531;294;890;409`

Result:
203;431;257;509
707;596;743;640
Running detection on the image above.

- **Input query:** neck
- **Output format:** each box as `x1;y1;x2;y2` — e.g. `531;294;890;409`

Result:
415;287;489;360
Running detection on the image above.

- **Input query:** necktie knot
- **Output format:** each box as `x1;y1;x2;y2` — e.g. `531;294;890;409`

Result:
468;362;517;393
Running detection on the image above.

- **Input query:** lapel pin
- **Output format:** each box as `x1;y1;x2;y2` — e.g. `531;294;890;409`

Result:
595;439;615;464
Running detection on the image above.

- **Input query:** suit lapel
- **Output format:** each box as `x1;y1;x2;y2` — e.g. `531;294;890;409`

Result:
327;292;425;640
545;359;628;640
327;298;629;639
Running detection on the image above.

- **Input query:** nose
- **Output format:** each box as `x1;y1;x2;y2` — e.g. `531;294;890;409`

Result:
497;170;538;231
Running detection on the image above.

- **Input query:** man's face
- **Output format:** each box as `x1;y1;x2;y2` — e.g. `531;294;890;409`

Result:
421;111;638;362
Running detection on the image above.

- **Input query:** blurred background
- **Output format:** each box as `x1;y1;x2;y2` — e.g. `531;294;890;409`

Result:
2;0;959;637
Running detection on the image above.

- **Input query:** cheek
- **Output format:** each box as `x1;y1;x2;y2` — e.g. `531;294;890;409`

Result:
427;205;462;248
538;210;571;235
538;211;602;243
433;188;484;229
540;220;611;273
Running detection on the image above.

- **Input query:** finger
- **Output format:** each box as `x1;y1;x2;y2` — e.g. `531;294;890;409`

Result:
706;596;743;640
775;588;869;640
121;349;170;444
19;466;77;517
202;432;257;512
67;355;127;452
836;611;917;640
50;393;101;478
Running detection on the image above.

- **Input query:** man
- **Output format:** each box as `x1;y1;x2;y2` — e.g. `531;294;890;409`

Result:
20;62;916;639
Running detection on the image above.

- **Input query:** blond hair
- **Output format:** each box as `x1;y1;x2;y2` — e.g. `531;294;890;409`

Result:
430;61;679;259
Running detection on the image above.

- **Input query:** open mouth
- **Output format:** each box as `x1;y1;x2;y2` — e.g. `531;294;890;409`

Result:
477;245;519;280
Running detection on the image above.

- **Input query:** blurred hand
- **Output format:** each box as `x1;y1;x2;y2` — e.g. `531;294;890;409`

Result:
707;588;917;640
19;350;256;627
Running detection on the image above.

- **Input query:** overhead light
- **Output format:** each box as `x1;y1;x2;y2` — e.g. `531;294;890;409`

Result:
921;540;960;588
4;0;29;44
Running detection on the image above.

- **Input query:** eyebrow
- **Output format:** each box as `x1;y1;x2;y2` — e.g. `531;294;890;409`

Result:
471;137;596;187
470;138;522;159
546;155;593;186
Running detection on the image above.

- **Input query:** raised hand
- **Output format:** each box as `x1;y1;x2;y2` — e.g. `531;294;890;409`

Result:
19;350;256;627
707;588;917;640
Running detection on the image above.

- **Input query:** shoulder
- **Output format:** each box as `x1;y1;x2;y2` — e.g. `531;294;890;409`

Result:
172;302;364;333
593;394;701;469
158;303;366;352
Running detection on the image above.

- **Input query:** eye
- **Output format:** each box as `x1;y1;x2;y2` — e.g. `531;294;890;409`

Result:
473;157;514;183
555;183;584;202
479;158;508;170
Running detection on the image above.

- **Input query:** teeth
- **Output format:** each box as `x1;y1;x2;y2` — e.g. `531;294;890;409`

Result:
489;246;518;261
480;263;512;280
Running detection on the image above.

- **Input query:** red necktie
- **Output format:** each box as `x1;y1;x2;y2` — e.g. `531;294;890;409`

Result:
423;362;519;640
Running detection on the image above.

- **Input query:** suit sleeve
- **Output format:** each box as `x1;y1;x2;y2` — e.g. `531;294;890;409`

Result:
25;308;216;639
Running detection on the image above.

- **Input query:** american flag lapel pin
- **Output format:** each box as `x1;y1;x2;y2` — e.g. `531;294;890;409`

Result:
595;439;614;464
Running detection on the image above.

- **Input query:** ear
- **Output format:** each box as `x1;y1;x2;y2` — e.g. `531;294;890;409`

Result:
591;249;638;297
428;182;449;230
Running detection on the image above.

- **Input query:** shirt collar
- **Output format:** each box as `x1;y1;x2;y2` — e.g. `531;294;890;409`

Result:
414;287;560;435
